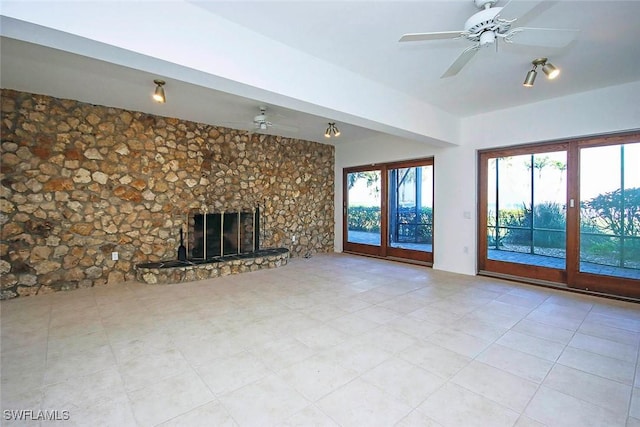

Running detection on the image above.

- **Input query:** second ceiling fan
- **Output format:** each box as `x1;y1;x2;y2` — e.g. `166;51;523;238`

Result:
399;0;579;78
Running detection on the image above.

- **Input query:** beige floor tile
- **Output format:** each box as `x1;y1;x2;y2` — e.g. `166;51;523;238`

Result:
118;347;193;392
361;357;446;407
49;395;138;427
293;324;349;351
543;364;632;414
514;415;546;427
279;404;339;426
157;400;237;427
524;386;626;427
326;311;380;336
557;346;636;385
195;350;271;396
352;325;418;354
426;328;492;358
399;341;472;379
525;308;585;331
496;293;547;309
1;344;47;393
448;318;508;342
109;329;176;364
249;336;315;372
128;368;214;426
395;410;443;427
451;360;538;412
476;343;554;383
303;303;350;322
590;301;640;322
511;319;575;345
482;300;534;318
43;344;116;386
568;332;638;363
631;387;640;419
584;312;640;333
317;378;412;426
497;330;566;361
0;386;42;418
578;319;640;347
219;374;310;426
42;366;127;411
628;416;640;427
353;305;402;325
2;254;639;426
378;293;433;315
321;340;394;375
407;306;463;326
277;354;359;401
46;330;110;360
174;332;247;366
418;382;519;427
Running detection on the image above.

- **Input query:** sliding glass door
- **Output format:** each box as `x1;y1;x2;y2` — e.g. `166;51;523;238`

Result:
576;142;640;295
482;146;568;284
387;162;433;263
479;132;640;299
344;159;433;264
344;168;383;257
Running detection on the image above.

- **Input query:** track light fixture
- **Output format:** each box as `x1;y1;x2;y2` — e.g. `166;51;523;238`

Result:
324;122;340;138
523;58;559;87
153;79;166;103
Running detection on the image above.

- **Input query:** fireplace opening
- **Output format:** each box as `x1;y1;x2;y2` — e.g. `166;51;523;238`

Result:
189;209;259;260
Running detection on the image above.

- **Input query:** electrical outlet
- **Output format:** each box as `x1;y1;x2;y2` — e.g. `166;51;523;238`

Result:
292;235;296;243
111;252;119;261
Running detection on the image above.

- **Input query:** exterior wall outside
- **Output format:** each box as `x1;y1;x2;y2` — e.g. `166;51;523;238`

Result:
0;89;335;299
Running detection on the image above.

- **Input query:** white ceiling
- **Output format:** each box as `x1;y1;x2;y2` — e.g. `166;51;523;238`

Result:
1;1;639;146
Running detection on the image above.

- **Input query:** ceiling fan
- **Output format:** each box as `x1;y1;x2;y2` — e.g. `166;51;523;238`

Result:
399;0;579;78
222;106;298;134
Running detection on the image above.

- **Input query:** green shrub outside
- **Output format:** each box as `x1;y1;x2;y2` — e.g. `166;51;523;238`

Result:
348;206;433;240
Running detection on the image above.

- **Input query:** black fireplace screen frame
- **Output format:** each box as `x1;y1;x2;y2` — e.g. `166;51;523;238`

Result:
189;208;259;260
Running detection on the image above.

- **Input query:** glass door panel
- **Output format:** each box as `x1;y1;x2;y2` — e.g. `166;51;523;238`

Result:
579;143;640;279
487;152;567;270
346;170;382;249
388;165;433;254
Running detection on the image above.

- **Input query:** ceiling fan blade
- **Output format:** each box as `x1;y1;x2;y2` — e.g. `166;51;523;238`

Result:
441;45;479;78
399;31;463;42
506;27;580;48
497;0;557;26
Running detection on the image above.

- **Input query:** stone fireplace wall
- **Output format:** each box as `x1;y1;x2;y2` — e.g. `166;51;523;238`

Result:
0;89;335;299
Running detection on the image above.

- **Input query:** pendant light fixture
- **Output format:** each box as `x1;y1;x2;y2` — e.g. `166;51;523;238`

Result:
324;122;340;138
153;79;166;103
523;58;560;87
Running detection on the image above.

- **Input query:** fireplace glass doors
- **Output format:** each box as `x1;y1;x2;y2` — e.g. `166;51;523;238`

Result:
189;210;259;259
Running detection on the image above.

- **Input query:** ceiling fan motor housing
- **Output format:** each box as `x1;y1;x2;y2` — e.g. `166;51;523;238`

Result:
474;0;497;9
464;7;510;45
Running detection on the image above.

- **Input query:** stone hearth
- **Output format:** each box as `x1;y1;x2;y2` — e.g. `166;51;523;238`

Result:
135;248;289;284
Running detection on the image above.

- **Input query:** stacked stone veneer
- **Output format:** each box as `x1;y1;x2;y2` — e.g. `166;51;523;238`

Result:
0;89;335;299
136;250;290;285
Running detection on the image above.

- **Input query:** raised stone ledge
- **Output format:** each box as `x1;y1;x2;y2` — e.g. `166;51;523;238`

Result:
134;248;289;285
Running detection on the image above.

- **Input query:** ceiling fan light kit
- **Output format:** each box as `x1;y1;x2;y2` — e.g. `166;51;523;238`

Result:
399;0;578;79
153;79;166;103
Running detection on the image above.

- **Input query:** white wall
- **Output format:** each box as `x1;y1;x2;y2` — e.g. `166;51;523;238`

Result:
335;81;640;276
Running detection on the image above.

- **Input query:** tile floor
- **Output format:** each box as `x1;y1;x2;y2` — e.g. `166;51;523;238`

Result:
1;253;639;427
